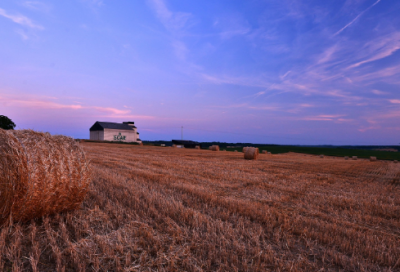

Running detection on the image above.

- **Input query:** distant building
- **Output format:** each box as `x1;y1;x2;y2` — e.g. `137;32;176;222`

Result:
172;140;201;148
89;121;141;143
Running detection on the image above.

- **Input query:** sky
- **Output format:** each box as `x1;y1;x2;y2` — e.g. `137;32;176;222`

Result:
0;0;399;145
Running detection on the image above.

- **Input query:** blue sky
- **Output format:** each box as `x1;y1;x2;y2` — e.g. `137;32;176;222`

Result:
1;0;399;145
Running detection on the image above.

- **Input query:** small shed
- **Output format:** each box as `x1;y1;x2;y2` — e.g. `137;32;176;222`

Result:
172;140;201;149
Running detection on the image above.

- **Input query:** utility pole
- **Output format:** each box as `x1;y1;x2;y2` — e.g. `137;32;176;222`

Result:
181;126;183;140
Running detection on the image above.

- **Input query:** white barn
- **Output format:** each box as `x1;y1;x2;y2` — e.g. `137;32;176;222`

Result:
89;121;142;143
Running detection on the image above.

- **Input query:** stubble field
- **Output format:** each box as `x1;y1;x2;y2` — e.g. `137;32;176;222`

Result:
1;142;400;271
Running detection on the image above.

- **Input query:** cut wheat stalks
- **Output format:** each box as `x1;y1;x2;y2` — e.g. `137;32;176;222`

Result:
0;129;91;225
244;147;259;160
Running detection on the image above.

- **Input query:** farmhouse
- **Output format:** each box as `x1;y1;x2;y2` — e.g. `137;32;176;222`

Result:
89;121;141;143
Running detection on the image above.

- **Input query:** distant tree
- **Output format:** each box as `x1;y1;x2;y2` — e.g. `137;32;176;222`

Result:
0;115;16;130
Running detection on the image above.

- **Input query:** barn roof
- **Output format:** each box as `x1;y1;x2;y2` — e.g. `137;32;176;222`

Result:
90;121;134;131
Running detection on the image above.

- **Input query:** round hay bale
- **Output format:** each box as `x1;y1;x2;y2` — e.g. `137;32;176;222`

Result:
320;155;324;158
195;146;200;149
267;152;271;154
344;156;349;160
262;150;267;154
243;147;249;153
234;150;238;152
172;144;177;148
352;156;358;160
210;145;220;151
370;156;377;161
244;147;259;160
0;129;91;224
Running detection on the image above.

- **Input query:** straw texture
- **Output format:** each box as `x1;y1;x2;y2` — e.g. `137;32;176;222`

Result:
0;129;91;224
244;147;259;160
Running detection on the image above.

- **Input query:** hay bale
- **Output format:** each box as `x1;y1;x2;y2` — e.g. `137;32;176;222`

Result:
267;152;271;154
244;147;259;160
172;144;177;148
195;146;200;149
262;150;267;154
370;156;377;161
210;145;220;151
234;150;238;152
352;156;357;160
243;147;249;153
344;156;349;160
320;155;324;158
0;129;91;224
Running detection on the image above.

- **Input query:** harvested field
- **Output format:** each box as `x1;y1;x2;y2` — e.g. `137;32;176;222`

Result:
1;142;400;271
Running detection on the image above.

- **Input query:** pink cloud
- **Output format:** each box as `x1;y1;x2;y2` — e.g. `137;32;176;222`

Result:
0;96;154;119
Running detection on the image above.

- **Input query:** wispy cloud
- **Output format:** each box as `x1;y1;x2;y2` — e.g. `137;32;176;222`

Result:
22;1;51;13
371;89;387;95
347;32;400;69
334;0;381;36
0;7;43;29
15;29;29;40
389;99;400;104
147;0;192;33
147;0;193;62
300;114;345;121
0;96;154;119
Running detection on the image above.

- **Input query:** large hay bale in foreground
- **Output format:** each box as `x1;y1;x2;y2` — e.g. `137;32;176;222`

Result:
0;129;91;224
244;147;259;160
